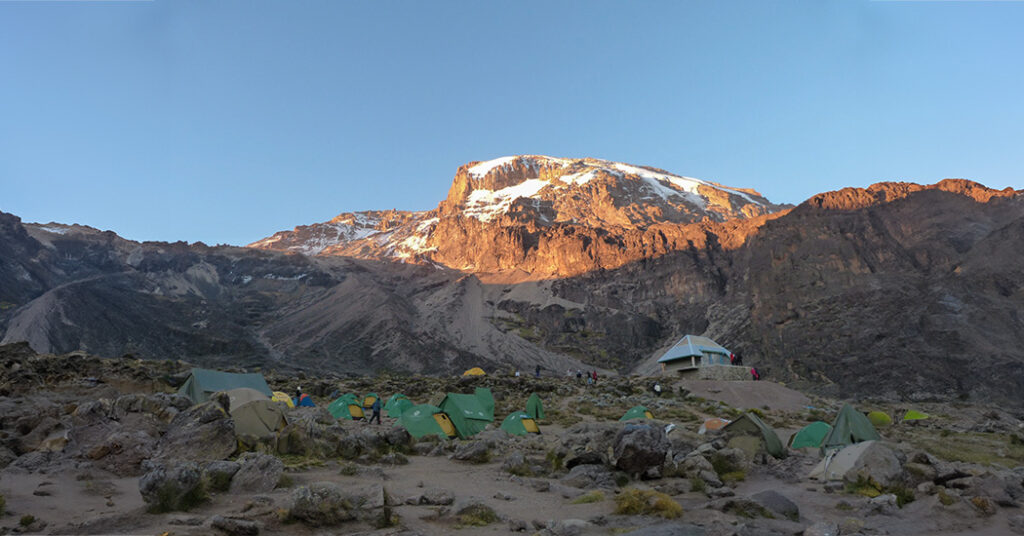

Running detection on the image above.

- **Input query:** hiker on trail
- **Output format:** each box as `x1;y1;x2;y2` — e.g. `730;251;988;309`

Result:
293;386;303;406
535;364;541;378
515;370;520;377
750;367;760;381
369;397;382;424
735;352;743;366
576;370;583;384
653;382;662;397
591;370;597;384
729;353;737;365
587;373;593;385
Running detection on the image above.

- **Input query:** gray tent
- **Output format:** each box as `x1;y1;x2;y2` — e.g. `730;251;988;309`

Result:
177;368;272;404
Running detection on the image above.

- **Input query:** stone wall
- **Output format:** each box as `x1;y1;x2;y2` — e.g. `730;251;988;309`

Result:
697;365;751;381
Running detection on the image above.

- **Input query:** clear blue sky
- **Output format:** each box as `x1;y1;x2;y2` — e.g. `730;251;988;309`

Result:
2;1;1022;246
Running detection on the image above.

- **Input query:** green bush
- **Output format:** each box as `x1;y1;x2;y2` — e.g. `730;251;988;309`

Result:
339;462;358;476
571;490;605;504
19;515;35;527
689;477;706;493
458;504;498;526
613;488;683;519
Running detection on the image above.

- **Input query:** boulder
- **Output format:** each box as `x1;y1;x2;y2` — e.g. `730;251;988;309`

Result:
153;402;236;462
560;464;616;489
418;488;454;506
0;444;17;469
210;515;260;536
612;424;669;476
1009;513;1024;535
452;441;491;463
966;473;1017;507
229;453;283;494
749;490;800;522
203;460;241;492
287;481;382;526
84;430;158;477
138;461;206;513
565;451;604;469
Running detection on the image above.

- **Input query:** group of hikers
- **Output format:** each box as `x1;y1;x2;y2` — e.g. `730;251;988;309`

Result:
513;366;599;385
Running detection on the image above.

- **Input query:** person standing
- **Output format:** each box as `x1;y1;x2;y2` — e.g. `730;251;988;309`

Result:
535;364;541;378
591;370;597;384
369;397;382;424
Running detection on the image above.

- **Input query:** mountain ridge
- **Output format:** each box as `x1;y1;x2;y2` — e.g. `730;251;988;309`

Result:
1;176;1021;407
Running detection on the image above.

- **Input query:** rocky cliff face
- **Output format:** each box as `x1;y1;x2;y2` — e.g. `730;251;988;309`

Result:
1;175;1022;407
249;155;789;278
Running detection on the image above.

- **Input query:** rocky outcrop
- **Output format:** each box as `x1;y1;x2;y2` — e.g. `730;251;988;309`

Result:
612;423;670;476
138;460;206;513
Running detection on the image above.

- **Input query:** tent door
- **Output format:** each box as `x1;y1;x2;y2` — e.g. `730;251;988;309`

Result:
522;418;539;433
349;405;365;419
434;414;457;437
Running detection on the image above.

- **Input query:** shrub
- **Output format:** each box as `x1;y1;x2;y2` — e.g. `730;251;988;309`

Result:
720;470;746;484
689;477;706;493
339;462;358;476
571;490;605;504
276;474;295;489
710;453;743;476
19;515;35;527
613;488;683;519
937;488;956;506
458;504;498;526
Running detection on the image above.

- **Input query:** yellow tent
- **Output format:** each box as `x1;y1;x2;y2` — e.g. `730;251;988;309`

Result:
271;391;295;408
462;367;486;376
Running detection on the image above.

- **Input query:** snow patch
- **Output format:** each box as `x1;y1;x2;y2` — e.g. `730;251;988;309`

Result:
559;170;597;186
37;226;69;235
464;178;550;222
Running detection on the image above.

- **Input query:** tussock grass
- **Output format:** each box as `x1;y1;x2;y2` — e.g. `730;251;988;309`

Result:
570;490;605;504
613;488;683;519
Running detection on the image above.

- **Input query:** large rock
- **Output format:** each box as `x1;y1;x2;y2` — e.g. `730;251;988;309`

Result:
210;515;260;536
138;460;206;513
85;430;158;476
561;464;616;489
452;441;491;463
287;482;384;526
203;460;241;492
612;424;669;476
229;453;284;494
749;490;800;522
153;402;236;462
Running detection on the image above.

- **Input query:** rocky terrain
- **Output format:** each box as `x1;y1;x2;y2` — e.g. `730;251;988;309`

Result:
1;343;1023;535
0;156;1021;407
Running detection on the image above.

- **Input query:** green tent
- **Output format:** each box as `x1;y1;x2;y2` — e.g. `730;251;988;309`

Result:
177;368;272;404
328;394;362;420
619;405;653;421
396;404;450;439
789;421;832;449
438;393;493;438
387;398;414;418
383;393;409;412
475;387;495;421
821;404;881;453
903;410;929;421
723;412;786;459
526;393;545;420
500;412;541;436
231;399;287;437
362;392;380;408
866;411;892;427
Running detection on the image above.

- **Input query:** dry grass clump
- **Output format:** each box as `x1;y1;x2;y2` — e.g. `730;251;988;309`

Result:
613;488;683;519
570;490;605;504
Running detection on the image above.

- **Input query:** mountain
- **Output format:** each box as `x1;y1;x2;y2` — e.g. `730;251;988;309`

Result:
249;155;789;279
0;159;1021;407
